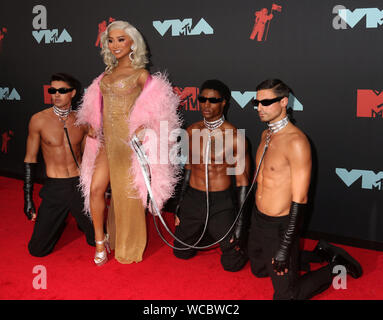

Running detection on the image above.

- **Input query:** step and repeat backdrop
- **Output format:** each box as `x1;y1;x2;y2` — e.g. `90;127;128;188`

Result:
0;0;382;248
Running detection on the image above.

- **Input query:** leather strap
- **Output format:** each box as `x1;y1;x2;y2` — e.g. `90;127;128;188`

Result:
63;126;80;169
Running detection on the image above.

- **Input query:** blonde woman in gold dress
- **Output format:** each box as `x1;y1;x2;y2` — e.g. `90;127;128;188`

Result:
91;21;149;265
77;20;181;266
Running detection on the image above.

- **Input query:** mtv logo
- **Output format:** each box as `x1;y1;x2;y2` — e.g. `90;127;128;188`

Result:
95;17;115;47
338;8;383;28
0;27;7;42
336;168;383;190
153;18;213;36
231;91;257;109
173;87;200;111
357;90;383;118
231;91;303;111
43;85;52;104
0;87;20;100
32;28;72;44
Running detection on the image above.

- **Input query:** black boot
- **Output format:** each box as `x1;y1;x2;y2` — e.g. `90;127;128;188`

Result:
314;240;363;279
312;239;333;262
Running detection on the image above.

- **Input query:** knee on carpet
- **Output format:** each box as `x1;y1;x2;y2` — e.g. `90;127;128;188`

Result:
28;243;52;257
221;251;248;272
173;248;196;260
273;285;297;300
251;268;269;278
249;262;269;278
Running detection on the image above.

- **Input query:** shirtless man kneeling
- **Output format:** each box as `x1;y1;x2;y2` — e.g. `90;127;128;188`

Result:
24;73;95;257
173;79;251;272
248;79;362;300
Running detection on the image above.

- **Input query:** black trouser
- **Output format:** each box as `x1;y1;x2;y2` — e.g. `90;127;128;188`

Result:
28;177;95;257
173;187;247;272
248;207;333;300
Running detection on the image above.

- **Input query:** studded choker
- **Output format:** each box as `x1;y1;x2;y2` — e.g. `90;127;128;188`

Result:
203;115;225;131
53;105;72;119
268;116;289;134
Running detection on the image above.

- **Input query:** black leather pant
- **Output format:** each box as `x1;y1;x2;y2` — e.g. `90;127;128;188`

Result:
173;187;247;272
248;207;332;300
28;177;95;257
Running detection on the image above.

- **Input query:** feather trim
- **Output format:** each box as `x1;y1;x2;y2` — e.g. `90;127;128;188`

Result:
77;72;182;216
128;72;183;212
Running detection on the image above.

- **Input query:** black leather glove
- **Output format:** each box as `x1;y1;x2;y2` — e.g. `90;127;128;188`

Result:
273;201;306;274
234;185;250;241
175;168;191;219
23;162;36;220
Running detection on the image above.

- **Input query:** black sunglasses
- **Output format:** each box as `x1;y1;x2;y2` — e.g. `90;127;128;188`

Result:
252;96;284;107
197;96;224;104
48;87;75;94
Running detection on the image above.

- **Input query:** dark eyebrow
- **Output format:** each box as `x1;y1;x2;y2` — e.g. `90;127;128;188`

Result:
108;36;126;40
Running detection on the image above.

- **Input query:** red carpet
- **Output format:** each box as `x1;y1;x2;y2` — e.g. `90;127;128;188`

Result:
0;176;382;300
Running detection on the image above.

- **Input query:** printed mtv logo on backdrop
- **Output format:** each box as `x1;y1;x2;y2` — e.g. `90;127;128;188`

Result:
153;18;213;37
286;94;303;111
95;17;116;47
231;91;303;111
333;5;383;29
336;168;383;191
0;27;7;41
231;91;258;108
357;90;383;118
0;88;20;101
32;5;72;44
174;87;200;111
33;29;72;44
1;130;14;154
43;85;52;104
250;3;282;42
0;27;7;52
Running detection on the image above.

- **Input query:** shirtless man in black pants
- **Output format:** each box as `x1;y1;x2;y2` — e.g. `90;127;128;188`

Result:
248;79;362;299
24;72;94;257
173;79;251;272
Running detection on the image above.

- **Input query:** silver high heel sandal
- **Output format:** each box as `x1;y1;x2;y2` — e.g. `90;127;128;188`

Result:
94;234;111;266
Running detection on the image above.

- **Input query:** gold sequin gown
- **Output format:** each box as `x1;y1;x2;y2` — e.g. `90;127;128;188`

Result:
100;69;147;264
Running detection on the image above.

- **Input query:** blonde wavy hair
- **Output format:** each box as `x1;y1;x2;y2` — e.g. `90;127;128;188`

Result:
100;20;148;73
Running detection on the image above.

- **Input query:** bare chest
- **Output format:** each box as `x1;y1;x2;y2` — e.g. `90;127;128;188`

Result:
40;117;84;148
190;129;234;165
255;137;290;178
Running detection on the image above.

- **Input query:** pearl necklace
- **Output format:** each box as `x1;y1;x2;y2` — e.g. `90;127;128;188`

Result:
203;115;225;131
268;116;289;134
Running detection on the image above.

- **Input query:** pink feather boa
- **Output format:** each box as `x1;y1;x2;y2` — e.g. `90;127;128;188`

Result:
76;72;182;216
